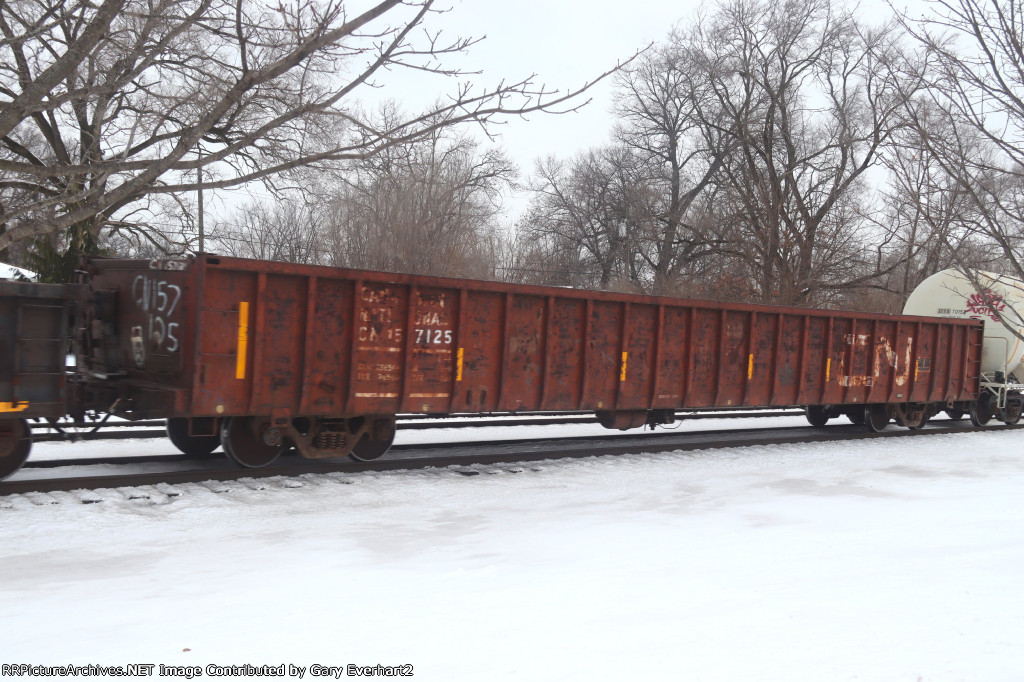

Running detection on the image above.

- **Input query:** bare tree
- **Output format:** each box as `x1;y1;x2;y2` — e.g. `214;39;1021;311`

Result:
690;0;912;305
523;146;648;291
613;37;732;295
322;120;514;278
0;0;620;260
490;226;579;286
886;0;1024;347
899;0;1024;282
516;0;913;304
861;102;999;312
214;199;325;264
520;37;734;296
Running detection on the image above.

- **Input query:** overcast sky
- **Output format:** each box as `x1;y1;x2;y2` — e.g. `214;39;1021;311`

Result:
431;0;697;172
212;0;698;221
214;0;903;223
398;0;901;176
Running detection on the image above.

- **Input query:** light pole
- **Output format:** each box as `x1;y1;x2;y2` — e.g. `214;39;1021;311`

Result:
196;146;205;253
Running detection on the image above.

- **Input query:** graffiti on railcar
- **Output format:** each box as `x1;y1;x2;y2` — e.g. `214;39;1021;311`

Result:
130;274;182;362
965;289;1006;323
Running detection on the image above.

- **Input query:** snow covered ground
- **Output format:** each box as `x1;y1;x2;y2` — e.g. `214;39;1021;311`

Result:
0;260;36;280
2;423;1023;681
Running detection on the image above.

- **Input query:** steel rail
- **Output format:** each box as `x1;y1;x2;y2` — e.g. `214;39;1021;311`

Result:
21;419;812;469
27;409;803;442
3;422;1019;498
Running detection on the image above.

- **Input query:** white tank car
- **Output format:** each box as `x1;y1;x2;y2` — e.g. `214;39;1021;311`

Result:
903;269;1024;380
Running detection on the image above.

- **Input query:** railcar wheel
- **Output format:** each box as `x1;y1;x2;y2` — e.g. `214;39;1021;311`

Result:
805;405;830;427
167;418;221;457
944;409;965;421
864;405;890;433
349;417;396;462
1000;399;1022;425
846;410;865;425
350;436;391;462
969;394;996;427
220;416;286;468
0;419;31;480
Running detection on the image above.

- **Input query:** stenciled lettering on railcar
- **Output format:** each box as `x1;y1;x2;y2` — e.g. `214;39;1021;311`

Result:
355;361;400;383
415;326;453;345
131;274;181;362
411;290;454;395
355;286;455;386
147;258;189;271
413;291;454;347
357;285;404;345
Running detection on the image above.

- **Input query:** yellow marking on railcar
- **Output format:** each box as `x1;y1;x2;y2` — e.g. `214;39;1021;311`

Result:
826;358;832;381
236;301;249;380
0;401;28;413
456;347;464;381
620;352;628;381
747;353;755;380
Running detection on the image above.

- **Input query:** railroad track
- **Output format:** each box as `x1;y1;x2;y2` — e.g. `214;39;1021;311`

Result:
27;409;804;442
3;420;1018;500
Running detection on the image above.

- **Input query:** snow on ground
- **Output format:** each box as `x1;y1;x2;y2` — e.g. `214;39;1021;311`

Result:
0;260;36;280
2;426;1023;681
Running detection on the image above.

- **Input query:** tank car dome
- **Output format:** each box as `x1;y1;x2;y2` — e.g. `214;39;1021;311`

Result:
903;269;1024;379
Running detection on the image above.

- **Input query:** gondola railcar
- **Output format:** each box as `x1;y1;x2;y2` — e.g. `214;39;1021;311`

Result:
0;255;1015;480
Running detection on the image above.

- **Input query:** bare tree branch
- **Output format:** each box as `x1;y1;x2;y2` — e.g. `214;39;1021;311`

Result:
0;0;626;254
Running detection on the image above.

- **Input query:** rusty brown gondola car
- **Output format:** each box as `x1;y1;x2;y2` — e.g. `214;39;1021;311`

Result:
67;255;984;469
